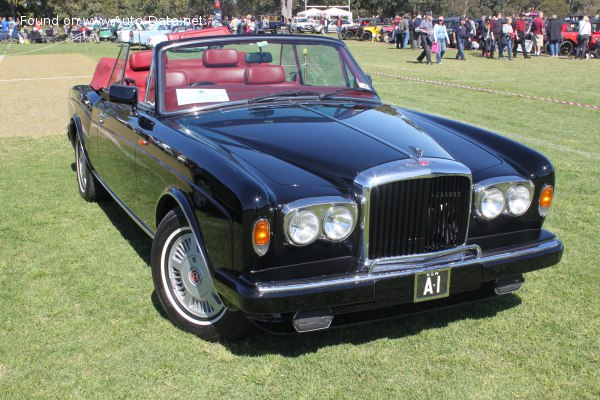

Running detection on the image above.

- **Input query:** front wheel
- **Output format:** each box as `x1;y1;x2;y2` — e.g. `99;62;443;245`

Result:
344;31;355;40
362;31;372;41
151;209;249;341
383;32;391;43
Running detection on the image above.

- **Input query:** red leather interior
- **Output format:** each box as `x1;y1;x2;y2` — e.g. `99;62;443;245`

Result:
165;70;189;88
245;65;286;85
202;49;239;67
90;57;115;91
125;51;153;101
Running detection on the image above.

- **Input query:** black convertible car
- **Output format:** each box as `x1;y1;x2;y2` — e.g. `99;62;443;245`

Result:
68;34;563;341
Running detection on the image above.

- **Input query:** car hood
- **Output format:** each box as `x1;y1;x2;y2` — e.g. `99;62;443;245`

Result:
178;103;501;190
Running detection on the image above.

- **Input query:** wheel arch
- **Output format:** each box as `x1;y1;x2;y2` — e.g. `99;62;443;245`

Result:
155;188;212;273
68;115;84;148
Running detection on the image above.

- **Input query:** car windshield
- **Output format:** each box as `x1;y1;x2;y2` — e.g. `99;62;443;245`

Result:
157;36;378;114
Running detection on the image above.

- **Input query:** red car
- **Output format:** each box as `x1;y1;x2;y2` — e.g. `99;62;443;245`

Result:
553;18;599;56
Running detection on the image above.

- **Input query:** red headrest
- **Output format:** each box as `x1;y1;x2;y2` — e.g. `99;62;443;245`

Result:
245;65;286;85
203;49;239;67
165;70;189;87
129;51;153;72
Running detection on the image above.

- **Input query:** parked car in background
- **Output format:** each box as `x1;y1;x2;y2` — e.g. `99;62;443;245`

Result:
98;23;120;41
291;17;315;33
313;19;354;34
118;20;151;43
340;24;360;39
133;20;189;46
259;14;288;33
69;34;563;341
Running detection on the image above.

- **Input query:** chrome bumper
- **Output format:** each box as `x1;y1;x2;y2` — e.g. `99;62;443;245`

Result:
256;238;562;295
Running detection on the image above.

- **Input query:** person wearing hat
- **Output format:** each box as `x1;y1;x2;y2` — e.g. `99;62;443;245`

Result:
433;16;450;63
416;12;434;64
453;17;469;60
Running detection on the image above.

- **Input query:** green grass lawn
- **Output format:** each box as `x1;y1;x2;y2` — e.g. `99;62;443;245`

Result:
0;39;599;399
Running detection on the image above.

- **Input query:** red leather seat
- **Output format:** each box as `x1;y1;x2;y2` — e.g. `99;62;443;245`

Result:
245;65;286;85
165;70;189;88
185;49;246;84
125;51;153;101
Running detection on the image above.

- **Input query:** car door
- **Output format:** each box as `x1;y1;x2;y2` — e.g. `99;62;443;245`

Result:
94;45;139;213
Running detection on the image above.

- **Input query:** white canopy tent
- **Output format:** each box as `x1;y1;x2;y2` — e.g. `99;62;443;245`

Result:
297;8;327;18
322;7;353;21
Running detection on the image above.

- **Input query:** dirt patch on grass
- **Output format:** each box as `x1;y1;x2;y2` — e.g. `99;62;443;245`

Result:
0;54;95;138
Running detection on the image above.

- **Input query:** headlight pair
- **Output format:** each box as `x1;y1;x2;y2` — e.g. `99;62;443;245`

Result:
476;179;534;220
284;198;357;246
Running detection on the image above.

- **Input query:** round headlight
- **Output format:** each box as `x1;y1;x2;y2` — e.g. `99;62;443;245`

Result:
506;184;532;216
323;206;354;241
288;210;320;245
480;187;505;219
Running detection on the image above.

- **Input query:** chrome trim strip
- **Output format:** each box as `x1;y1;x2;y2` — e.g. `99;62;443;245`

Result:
255;238;561;294
354;158;472;265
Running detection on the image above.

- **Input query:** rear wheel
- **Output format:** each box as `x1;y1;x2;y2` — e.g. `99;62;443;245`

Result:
344;31;355;40
75;136;103;202
151;209;249;341
559;41;574;56
382;32;391;43
362;31;372;41
594;47;600;59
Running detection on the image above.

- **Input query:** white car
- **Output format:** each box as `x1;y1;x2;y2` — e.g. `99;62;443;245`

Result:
146;25;196;48
118;21;151;43
290;17;315;33
313;19;354;34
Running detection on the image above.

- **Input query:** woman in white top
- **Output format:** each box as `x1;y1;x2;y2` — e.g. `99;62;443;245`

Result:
499;17;514;60
433;16;450;64
576;16;591;59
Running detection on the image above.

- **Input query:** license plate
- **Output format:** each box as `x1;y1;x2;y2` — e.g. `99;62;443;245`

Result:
414;268;451;302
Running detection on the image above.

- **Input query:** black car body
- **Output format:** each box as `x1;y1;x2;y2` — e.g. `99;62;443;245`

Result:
68;35;562;340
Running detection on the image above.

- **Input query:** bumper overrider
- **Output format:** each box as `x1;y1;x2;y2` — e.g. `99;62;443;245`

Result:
214;231;563;333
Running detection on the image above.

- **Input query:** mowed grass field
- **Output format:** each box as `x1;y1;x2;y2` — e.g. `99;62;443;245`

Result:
0;40;599;399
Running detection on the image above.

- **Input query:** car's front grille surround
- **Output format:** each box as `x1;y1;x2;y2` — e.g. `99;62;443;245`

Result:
367;175;471;259
354;158;472;267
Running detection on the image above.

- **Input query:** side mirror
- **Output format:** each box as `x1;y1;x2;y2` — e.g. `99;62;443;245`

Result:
109;84;138;108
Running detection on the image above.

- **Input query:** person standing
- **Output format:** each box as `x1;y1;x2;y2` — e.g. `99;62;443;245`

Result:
499;17;514;60
416;12;434;64
413;14;422;49
489;13;503;59
454;17;468;60
481;18;493;57
400;14;410;49
512;13;530;58
394;15;402;48
336;16;342;39
433;16;449;64
576;15;592;59
546;14;562;57
531;12;545;56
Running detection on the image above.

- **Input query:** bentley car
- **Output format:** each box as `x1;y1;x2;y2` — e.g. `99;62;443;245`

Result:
67;35;563;341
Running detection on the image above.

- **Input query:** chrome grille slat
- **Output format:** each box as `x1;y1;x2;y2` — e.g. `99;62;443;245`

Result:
368;176;471;259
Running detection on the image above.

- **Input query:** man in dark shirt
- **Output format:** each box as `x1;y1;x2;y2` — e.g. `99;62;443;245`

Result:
453;17;468;60
512;13;530;58
489;13;503;59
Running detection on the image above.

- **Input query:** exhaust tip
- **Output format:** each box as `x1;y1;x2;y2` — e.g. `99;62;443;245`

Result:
293;309;333;333
495;274;525;295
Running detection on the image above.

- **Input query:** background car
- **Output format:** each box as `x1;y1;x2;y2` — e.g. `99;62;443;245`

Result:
98;23;120;41
290;17;314;32
313;19;354;34
259;14;288;33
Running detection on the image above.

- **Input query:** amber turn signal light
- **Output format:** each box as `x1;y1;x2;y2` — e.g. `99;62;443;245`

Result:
252;219;270;256
539;185;554;217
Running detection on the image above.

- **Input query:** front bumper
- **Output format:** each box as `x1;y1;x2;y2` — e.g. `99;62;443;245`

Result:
215;232;562;330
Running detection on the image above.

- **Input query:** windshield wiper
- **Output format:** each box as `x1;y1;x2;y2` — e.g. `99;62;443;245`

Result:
318;87;378;101
248;90;322;104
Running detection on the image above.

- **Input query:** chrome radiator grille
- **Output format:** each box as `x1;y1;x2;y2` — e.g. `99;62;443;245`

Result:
368;176;471;259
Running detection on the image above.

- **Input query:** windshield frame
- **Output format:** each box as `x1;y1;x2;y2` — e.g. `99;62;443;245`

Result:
154;35;379;117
